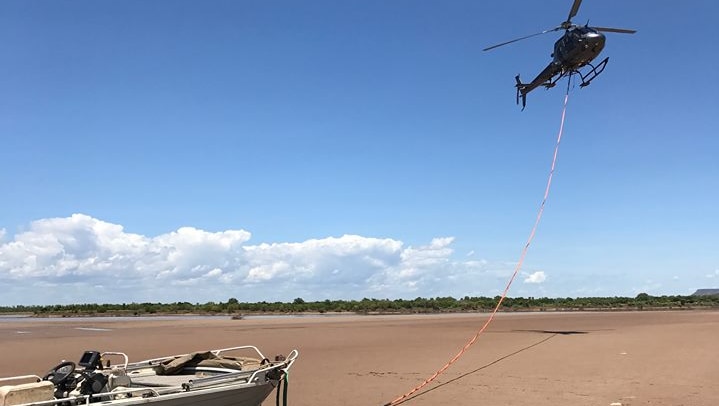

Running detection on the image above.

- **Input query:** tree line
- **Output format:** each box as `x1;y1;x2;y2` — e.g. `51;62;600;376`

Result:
1;293;718;316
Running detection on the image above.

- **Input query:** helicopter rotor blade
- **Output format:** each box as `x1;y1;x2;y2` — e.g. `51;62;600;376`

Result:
592;26;637;34
567;0;582;23
482;27;559;51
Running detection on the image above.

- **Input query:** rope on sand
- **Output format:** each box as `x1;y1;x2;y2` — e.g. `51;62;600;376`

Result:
384;85;572;406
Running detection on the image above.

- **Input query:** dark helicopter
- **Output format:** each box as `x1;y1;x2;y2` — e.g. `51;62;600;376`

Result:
484;0;636;109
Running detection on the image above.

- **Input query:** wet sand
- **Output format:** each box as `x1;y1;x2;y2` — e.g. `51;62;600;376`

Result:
1;311;717;406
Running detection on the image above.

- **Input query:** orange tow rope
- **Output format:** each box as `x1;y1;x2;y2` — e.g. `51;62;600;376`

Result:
384;88;571;406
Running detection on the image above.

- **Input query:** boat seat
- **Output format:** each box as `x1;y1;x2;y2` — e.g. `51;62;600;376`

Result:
0;381;54;406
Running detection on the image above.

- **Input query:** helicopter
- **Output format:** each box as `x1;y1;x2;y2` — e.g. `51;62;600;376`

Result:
483;0;636;109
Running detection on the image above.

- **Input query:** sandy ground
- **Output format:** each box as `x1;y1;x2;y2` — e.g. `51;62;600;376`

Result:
1;311;717;406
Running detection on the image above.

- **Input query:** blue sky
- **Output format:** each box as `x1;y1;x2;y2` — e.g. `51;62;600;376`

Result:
1;1;717;305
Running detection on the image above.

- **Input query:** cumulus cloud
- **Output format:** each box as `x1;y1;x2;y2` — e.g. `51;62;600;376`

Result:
523;271;547;284
0;214;503;305
705;269;719;279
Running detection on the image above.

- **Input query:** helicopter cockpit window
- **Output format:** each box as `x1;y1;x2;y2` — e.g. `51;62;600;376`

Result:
559;36;570;53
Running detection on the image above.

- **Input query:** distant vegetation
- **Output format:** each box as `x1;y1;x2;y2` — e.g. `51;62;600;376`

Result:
1;293;718;317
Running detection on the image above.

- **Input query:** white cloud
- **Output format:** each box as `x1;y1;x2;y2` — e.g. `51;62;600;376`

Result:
705;269;719;279
0;215;504;305
523;271;547;284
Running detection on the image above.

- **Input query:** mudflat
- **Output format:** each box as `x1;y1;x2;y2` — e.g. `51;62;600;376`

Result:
1;311;716;406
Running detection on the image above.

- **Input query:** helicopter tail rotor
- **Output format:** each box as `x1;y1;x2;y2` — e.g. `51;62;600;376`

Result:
515;75;528;110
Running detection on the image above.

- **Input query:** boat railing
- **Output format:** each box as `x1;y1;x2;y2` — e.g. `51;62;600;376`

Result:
101;351;129;369
211;345;266;360
281;349;299;371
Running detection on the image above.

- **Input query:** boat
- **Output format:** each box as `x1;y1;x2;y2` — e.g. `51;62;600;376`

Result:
0;345;298;406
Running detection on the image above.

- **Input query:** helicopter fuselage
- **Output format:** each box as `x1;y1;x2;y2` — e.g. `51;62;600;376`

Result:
552;26;606;70
520;26;606;95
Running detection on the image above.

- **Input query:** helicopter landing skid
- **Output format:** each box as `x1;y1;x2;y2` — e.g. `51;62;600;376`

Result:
577;57;609;88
